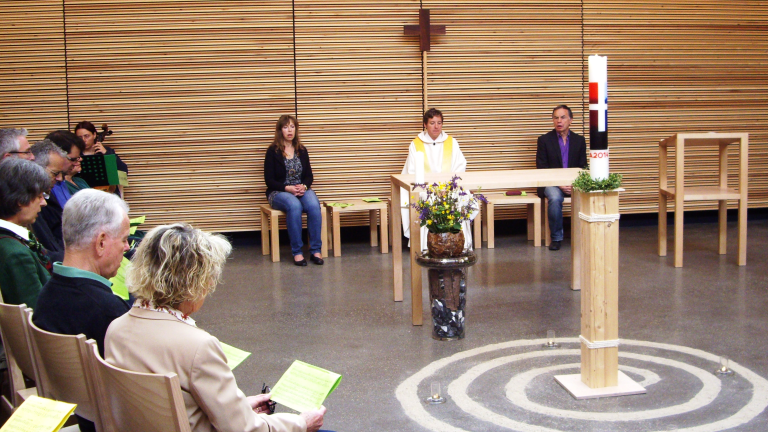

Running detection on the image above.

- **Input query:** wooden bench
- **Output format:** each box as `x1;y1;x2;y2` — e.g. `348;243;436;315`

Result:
480;194;542;248
325;199;389;257
259;204;328;262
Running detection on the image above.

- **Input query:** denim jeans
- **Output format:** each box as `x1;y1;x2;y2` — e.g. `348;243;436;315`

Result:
544;186;565;242
270;189;323;257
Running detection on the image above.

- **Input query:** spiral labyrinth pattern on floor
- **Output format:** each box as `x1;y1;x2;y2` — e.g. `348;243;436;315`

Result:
396;339;768;431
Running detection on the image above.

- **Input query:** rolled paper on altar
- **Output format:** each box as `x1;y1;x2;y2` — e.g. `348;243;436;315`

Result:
414;152;426;184
589;54;609;180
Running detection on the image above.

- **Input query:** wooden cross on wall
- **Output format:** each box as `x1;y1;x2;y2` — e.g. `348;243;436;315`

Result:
404;9;446;112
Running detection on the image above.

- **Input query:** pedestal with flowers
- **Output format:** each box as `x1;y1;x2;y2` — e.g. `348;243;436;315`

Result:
412;176;484;340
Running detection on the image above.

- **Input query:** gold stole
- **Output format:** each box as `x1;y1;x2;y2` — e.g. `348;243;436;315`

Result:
413;135;453;173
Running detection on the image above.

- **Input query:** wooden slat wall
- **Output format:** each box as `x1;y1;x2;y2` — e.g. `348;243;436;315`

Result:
583;0;768;213
424;0;584;220
293;0;423;227
0;1;68;139
2;1;767;233
63;0;296;231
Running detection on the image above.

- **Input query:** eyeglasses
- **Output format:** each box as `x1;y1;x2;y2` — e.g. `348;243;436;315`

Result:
42;192;50;200
260;383;277;414
67;155;82;162
9;151;33;155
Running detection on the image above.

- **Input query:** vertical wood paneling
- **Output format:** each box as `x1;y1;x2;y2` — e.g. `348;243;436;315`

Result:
583;0;768;213
64;0;296;231
0;1;68;140
424;0;584;220
293;0;423;226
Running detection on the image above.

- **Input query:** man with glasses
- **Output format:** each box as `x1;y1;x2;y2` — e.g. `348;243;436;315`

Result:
30;139;71;259
0;158;52;307
0;128;35;161
536;105;587;251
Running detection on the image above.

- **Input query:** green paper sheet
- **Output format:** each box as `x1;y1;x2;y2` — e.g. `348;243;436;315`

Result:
269;360;342;413
0;395;76;432
362;197;382;203
129;215;146;235
108;257;131;301
327;202;353;208
220;343;251;370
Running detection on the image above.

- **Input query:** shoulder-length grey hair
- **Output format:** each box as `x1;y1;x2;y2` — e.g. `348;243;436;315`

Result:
62;189;129;250
0;158;50;219
127;223;232;309
0;128;28;156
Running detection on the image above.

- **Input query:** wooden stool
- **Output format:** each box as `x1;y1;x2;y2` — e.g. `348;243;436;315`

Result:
259;204;328;262
325;199;389;257
543;196;572;246
481;194;542;248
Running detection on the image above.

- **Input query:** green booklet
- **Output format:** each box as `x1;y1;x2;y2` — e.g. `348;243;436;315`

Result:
269;360;342;412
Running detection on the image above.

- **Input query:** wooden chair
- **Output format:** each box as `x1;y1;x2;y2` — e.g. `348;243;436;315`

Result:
85;340;191;432
259;204;328;262
26;316;103;431
325;199;389;257
0;303;40;412
543;196;572;246
481;194;542;248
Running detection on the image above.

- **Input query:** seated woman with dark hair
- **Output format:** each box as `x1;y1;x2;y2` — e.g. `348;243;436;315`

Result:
105;223;327;432
0;158;52;307
264;115;324;266
46;130;89;194
73;121;128;173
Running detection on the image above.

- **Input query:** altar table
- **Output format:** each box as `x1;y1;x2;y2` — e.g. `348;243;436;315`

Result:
390;168;582;325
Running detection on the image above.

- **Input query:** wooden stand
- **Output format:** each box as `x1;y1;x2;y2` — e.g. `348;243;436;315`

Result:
555;189;645;398
324;199;389;257
658;132;748;267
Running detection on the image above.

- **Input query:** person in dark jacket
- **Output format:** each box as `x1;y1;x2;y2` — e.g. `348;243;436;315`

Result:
263;115;323;266
535;105;587;251
32;188;130;432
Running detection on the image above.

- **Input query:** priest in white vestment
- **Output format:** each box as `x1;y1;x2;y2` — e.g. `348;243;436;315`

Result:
401;108;476;251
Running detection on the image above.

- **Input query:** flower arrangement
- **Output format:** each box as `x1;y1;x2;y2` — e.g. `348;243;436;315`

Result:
412;176;486;234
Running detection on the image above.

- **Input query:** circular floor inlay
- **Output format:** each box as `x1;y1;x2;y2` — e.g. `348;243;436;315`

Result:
395;338;768;432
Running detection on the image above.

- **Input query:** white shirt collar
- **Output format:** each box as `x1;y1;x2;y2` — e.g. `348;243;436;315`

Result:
418;131;447;145
0;219;30;241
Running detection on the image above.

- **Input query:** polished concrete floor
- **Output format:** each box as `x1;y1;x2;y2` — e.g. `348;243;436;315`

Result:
195;215;768;431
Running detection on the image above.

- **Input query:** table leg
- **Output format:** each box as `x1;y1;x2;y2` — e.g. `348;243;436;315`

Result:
321;207;328;259
270;212;280;263
369;210;378;247
410;203;423;326
658;193;667;257
391;181;403;302
533;200;541;247
674;136;684;267
482;202;488;242
738;198;747;266
527;204;534;241
718;200;727;255
332;209;341;257
260;208;269;256
571;192;580;291
379;205;389;254
487;202;496;249
473;206;481;250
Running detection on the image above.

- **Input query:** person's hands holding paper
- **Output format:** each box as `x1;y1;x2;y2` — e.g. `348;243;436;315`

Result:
300;405;326;432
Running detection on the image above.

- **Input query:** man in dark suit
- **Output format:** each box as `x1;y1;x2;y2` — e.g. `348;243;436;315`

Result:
536;105;587;251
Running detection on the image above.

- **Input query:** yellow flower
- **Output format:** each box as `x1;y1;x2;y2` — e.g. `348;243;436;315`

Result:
427;220;432;225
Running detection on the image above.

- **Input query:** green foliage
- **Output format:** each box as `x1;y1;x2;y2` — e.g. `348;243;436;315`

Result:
572;170;623;192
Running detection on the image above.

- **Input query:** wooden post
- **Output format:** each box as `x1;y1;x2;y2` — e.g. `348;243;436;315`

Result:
422;51;428;112
577;189;620;388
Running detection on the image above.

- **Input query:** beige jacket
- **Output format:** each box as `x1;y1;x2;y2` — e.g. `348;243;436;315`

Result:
104;308;306;432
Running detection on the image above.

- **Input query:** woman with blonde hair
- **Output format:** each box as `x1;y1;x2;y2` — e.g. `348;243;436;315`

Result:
263;115;323;266
104;223;326;432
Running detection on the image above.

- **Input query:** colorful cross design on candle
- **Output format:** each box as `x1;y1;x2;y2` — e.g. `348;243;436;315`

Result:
589;55;609;180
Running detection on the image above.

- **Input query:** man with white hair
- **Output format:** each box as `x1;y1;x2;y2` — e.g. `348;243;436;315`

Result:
29;139;71;259
0;128;35;161
32;188;131;432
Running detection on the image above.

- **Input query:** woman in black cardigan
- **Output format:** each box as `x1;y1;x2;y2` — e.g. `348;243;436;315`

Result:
264;115;323;266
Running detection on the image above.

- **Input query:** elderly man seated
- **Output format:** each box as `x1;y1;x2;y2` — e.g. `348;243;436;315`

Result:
0;158;52;307
32;188;131;432
29;139;70;260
